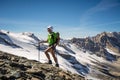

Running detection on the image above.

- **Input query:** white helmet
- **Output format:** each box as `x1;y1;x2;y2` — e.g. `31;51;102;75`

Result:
47;26;53;31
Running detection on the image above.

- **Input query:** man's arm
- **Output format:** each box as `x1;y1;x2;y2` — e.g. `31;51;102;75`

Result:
54;37;60;47
56;37;60;45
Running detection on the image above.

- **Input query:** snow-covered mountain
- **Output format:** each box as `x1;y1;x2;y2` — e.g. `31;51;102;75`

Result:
71;32;120;61
0;30;120;80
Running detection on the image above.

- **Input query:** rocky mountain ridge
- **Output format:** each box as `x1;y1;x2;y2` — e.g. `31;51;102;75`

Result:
71;32;120;61
0;51;85;80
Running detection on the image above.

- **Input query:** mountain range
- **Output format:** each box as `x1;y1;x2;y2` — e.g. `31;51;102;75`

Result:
0;30;120;80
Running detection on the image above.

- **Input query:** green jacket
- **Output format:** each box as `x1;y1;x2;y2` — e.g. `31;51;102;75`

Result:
47;32;57;46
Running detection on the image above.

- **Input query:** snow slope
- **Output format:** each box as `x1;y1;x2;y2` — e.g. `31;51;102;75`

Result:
0;30;117;80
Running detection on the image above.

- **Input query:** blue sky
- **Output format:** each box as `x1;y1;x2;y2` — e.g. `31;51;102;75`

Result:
0;0;120;39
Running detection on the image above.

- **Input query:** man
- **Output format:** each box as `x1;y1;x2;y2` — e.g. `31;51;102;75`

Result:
40;26;60;67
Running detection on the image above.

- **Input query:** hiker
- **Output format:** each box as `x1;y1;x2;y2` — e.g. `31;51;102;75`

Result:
39;26;60;67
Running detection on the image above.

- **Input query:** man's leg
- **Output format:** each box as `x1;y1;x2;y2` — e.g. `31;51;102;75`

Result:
50;49;59;67
45;47;52;63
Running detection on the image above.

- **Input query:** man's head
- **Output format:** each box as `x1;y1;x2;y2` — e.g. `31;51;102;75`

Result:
47;26;53;33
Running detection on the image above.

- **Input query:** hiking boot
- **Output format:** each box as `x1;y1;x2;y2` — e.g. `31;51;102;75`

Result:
48;60;52;64
55;63;59;67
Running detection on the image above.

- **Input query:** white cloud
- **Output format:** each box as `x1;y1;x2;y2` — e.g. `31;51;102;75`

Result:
80;0;120;26
88;0;120;13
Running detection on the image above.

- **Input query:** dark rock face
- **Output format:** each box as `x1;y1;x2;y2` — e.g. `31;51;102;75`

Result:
71;32;120;61
0;51;85;80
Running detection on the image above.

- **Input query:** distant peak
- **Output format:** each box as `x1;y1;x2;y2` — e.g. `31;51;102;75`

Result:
0;29;10;34
21;32;34;37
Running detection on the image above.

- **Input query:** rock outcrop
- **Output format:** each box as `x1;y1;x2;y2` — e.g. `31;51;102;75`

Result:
0;51;85;80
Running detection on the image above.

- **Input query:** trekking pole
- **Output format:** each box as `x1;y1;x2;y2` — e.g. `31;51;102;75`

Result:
38;42;40;62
